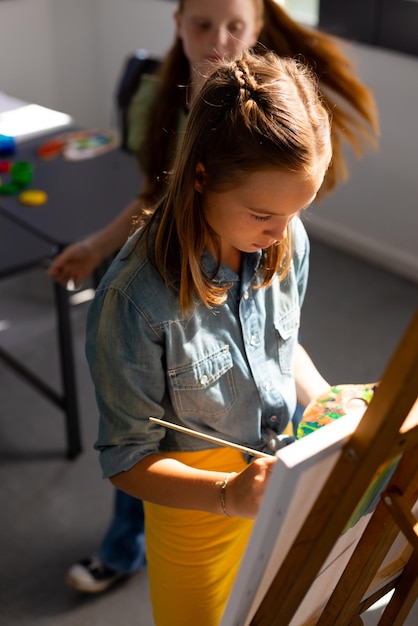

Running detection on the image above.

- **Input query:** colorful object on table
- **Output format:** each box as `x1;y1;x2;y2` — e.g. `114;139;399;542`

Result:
0;160;11;173
10;161;32;187
298;382;399;532
64;130;119;160
18;189;48;206
0;134;16;156
37;137;67;160
37;130;119;161
0;161;32;195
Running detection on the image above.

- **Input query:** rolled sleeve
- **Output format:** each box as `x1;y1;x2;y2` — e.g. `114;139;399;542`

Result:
87;286;166;478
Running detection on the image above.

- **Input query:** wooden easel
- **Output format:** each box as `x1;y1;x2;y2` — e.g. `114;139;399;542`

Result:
251;309;418;626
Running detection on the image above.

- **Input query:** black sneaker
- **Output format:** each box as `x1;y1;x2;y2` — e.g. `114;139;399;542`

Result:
65;556;127;593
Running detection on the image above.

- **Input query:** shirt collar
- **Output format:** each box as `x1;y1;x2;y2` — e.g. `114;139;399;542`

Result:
201;248;262;286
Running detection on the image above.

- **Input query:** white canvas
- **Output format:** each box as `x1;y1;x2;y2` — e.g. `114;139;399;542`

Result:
220;411;411;626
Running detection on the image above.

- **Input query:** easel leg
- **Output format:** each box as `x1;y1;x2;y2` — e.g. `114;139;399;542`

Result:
377;551;418;626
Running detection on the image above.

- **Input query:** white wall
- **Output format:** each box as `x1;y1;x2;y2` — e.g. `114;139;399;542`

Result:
0;0;57;107
0;0;175;127
304;41;418;284
0;0;417;283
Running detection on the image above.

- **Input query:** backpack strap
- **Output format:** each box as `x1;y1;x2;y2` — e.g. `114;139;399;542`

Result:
115;50;161;152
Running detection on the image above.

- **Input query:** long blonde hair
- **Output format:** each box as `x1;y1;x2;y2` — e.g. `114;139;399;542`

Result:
138;0;378;205
138;51;332;313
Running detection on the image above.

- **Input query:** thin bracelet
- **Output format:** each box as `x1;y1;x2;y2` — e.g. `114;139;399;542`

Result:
215;474;233;517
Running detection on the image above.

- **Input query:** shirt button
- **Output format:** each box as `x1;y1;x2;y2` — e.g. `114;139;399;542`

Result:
243;290;249;300
250;335;257;346
265;383;271;392
270;415;278;423
200;375;209;386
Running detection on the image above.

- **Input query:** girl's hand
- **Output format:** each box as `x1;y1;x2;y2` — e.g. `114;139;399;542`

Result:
226;456;278;519
48;240;102;288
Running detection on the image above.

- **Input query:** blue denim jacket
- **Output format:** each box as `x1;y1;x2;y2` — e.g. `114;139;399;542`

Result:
87;217;309;478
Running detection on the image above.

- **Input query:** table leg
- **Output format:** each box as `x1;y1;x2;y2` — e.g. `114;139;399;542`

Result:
53;281;82;459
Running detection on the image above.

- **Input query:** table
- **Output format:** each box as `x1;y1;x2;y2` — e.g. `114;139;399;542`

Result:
0;130;140;459
0;130;140;246
0;213;55;280
0;214;83;458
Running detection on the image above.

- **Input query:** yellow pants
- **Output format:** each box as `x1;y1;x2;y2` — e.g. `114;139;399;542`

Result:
144;448;254;626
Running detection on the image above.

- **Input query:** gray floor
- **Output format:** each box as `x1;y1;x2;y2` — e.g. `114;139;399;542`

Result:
0;238;417;626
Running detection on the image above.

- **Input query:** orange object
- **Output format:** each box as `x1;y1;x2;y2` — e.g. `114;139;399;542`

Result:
37;137;66;160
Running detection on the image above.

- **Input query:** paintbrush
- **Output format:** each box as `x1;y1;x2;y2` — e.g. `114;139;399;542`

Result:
149;417;271;459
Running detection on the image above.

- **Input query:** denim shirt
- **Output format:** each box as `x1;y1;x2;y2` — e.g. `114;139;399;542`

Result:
87;217;309;479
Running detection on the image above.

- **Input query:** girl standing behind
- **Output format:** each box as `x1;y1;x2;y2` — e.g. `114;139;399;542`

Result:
87;50;333;625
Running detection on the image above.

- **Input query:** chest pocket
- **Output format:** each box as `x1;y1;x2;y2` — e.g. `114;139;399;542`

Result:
274;309;300;374
167;345;236;419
